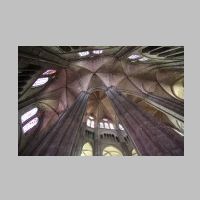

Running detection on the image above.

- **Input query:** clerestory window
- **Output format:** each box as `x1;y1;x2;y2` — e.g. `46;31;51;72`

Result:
32;69;57;88
20;107;39;134
87;116;95;128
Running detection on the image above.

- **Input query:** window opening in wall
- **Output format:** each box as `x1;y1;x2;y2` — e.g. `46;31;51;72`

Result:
109;123;114;129
99;118;115;129
78;51;89;57
103;146;123;156
104;122;109;129
22;117;39;134
86;116;95;128
172;78;184;100
100;122;104;128
119;124;124;130
93;50;103;54
89;116;94;120
91;121;94;128
87;119;91;127
128;54;141;60
21;107;38;123
32;77;49;87
42;69;56;75
81;142;93;156
132;149;138;156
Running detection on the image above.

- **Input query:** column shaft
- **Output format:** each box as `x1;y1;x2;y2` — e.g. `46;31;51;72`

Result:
21;91;89;156
106;87;184;156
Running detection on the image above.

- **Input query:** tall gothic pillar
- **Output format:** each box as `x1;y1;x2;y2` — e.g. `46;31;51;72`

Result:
93;126;100;156
106;86;184;156
21;91;89;156
70;123;86;156
116;129;132;156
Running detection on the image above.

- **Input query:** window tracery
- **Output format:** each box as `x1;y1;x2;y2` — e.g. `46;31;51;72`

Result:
81;142;93;156
32;77;49;87
20;106;40;134
103;146;123;156
99;118;115;129
87;116;95;128
93;50;103;54
32;69;57;88
132;149;138;156
22;117;39;134
119;124;124;131
21;107;38;123
78;51;89;57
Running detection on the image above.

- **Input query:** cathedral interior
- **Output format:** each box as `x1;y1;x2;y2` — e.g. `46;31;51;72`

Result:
18;46;184;156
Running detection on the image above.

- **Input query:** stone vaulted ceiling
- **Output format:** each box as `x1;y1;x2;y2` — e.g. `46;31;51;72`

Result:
18;46;184;128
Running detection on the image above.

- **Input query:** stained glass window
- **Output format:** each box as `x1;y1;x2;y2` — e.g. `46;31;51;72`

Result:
93;50;103;54
89;116;94;120
87;119;91;127
104;122;109;129
87;117;95;128
100;122;104;128
22;117;39;134
81;142;93;156
132;149;138;156
119;124;124;130
21;107;38;123
103;146;123;156
173;78;184;99
42;69;56;75
32;77;49;87
128;54;141;60
91;121;94;128
109;123;114;129
78;51;89;57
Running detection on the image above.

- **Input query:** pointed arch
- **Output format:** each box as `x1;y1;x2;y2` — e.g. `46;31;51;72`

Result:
103;146;123;156
81;142;93;156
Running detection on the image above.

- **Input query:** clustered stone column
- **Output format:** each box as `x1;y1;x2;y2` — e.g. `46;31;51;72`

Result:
93;126;100;156
115;128;132;156
21;91;89;156
106;86;184;156
70;123;86;156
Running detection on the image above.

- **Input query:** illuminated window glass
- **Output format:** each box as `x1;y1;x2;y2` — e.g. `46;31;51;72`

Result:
89;116;94;120
132;149;138;156
104;122;109;129
91;121;94;128
42;69;56;75
100;122;104;128
78;51;89;57
128;54;141;60
22;117;39;134
103;146;123;156
93;50;103;54
119;124;124;130
87;119;91;127
103;118;108;121
32;77;49;87
21;107;38;123
109;123;114;129
81;142;93;156
173;78;184;100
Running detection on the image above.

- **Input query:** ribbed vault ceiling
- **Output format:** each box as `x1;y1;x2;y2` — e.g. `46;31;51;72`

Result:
18;46;184;128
